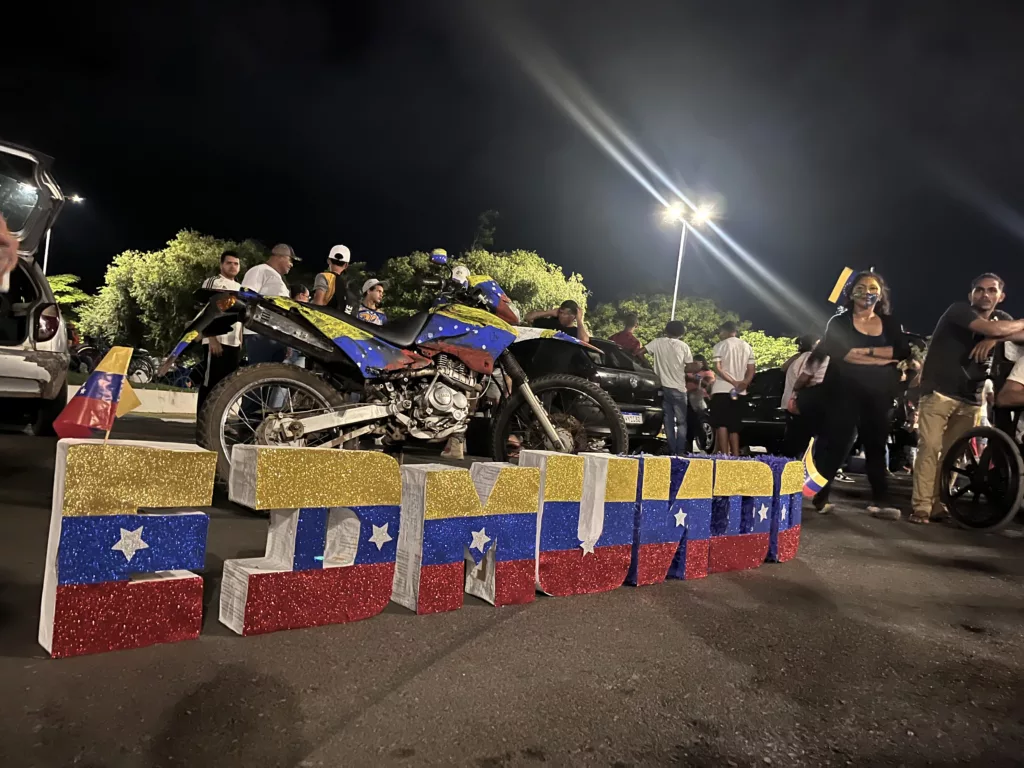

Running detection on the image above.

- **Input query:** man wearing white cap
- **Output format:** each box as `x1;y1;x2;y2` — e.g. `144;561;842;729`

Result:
313;244;352;312
357;279;388;325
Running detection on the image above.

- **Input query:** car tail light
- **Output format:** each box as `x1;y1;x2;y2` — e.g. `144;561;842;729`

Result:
36;303;61;342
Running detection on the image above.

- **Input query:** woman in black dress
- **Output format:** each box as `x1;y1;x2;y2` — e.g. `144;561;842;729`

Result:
808;271;910;515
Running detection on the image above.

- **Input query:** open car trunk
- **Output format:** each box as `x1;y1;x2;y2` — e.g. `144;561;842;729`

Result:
0;260;44;346
0;141;65;261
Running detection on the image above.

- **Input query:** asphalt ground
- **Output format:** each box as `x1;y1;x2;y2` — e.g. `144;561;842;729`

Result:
0;417;1022;767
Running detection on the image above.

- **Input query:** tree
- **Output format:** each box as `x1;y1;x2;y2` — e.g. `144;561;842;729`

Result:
589;293;742;360
589;292;797;368
470;210;499;251
741;329;798;369
78;231;266;350
376;248;588;319
46;274;91;320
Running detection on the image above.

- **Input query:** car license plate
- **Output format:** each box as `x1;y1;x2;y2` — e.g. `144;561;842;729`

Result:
622;412;643;425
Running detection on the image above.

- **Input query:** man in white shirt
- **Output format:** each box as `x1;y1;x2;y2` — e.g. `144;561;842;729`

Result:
240;243;298;365
198;250;243;410
780;334;828;457
710;321;756;455
641;320;697;455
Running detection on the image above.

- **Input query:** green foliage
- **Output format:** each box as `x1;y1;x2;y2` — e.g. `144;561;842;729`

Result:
46;274;91;319
589;293;742;360
740;329;798;369
589;292;797;368
78;231;266;350
377;248;588;319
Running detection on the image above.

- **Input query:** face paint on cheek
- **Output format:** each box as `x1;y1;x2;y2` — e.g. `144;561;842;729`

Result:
862;293;879;307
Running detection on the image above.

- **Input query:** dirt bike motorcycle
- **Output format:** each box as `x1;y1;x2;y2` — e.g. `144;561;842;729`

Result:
159;252;627;479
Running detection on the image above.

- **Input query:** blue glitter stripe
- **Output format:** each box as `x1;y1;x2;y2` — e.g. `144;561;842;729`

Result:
422;513;537;566
539;500;634;552
57;513;208;585
291;504;401;569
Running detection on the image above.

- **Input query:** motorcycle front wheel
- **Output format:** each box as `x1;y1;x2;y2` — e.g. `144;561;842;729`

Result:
490;373;628;462
197;363;348;481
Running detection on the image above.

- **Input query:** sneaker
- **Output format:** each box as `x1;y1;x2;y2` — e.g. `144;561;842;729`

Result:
867;505;901;521
816;503;834;515
441;436;465;460
835;473;855;483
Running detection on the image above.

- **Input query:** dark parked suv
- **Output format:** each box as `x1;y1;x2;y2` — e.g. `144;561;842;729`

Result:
467;335;713;455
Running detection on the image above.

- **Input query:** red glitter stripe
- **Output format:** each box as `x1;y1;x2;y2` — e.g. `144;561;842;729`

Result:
537;544;631;597
775;525;801;563
241;563;394;635
708;533;770;574
493;559;536;606
632;542;682;586
50;578;203;658
416;562;464;614
683;539;710;580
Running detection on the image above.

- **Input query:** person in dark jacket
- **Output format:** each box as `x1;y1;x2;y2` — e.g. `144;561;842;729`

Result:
808;271;910;517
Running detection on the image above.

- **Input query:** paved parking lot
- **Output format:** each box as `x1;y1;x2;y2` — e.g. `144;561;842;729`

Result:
1;417;1023;767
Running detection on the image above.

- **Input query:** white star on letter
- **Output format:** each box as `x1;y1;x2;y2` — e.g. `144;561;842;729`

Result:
369;523;393;551
674;510;688;528
470;527;492;553
756;504;769;523
111;526;149;563
781;505;788;522
579;538;596;556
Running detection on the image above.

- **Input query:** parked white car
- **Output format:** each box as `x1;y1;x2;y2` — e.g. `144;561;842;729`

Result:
0;141;69;434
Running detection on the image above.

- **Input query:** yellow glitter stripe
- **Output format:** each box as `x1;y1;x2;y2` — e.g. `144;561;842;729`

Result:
713;458;774;497
604;457;639;502
542;455;585;502
780;461;804;495
252;448;401;508
424;467;540;519
467;274;495;287
640;457;671;501
677;458;715;499
62;443;216;517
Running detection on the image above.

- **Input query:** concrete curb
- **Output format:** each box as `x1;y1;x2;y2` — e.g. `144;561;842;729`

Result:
68;384;197;416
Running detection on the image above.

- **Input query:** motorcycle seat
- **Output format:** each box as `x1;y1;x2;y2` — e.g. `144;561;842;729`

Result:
301;303;431;348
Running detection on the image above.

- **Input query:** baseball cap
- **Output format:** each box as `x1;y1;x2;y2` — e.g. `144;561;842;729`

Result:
271;243;300;262
361;278;387;295
328;244;351;265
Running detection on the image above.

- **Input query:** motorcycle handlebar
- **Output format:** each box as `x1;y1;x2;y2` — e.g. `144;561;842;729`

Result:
421;277;443;289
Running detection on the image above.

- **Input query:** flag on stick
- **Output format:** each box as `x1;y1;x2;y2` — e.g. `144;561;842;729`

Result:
54;347;141;439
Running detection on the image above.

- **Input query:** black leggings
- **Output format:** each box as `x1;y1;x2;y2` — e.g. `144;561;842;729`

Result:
814;385;893;505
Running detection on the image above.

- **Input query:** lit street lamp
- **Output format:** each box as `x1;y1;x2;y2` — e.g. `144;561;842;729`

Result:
42;193;85;275
663;202;714;320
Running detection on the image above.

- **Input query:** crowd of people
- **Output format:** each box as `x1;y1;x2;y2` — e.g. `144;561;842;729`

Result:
608;269;1024;523
195;242;390;411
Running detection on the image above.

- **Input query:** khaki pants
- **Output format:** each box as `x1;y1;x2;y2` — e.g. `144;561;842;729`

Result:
911;392;981;517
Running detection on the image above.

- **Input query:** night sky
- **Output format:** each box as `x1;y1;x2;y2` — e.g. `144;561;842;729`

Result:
5;1;1024;336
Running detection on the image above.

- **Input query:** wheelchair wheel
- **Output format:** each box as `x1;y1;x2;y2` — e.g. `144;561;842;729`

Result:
940;426;1024;532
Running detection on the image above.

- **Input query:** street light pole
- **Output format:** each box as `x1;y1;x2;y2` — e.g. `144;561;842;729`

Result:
670;221;688;321
42;228;52;276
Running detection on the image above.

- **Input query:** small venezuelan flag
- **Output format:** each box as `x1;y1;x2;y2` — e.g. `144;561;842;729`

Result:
54;347;142;439
802;438;828;498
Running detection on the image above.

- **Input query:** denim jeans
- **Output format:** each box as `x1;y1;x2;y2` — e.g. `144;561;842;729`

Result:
662;387;689;456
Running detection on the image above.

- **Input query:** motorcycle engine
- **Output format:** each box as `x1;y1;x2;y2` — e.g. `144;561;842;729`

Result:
405;354;475;440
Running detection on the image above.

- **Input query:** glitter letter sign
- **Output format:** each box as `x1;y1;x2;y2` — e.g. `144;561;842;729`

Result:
519;450;638;597
627;456;714;586
221;446;402;636
38;439;216;658
391;462;540;614
708;458;775;574
768;460;804;563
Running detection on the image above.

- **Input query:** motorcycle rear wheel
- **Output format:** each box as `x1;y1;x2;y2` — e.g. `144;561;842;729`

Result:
490;373;628;462
198;363;348;482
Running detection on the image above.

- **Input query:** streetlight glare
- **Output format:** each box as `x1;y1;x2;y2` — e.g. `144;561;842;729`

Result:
692;203;715;226
69;194;85;204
